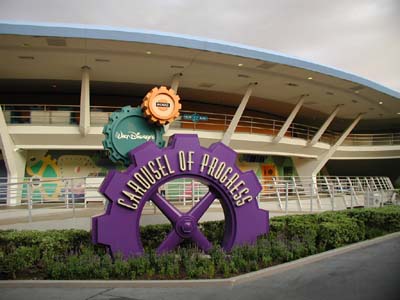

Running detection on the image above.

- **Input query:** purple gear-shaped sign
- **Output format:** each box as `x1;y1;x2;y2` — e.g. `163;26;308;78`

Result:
92;134;269;257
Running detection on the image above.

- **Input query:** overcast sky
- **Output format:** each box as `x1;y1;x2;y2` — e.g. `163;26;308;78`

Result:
1;0;399;92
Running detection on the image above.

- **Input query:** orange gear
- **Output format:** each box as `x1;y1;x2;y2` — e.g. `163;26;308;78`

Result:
141;86;181;125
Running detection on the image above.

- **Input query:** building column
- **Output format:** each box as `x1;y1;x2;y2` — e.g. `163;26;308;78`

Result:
273;94;307;143
79;66;91;136
0;106;26;205
293;113;363;178
170;73;182;93
308;105;341;146
221;83;256;146
164;73;183;134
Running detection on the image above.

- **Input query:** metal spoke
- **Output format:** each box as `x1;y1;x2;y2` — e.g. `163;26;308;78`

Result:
191;228;212;252
188;190;217;221
156;230;184;255
151;192;182;224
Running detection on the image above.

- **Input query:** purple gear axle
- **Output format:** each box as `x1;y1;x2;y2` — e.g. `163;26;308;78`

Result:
92;134;269;257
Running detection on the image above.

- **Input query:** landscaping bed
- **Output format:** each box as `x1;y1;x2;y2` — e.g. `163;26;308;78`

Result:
1;206;399;280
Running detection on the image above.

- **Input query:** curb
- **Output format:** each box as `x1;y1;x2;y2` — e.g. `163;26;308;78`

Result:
1;231;399;288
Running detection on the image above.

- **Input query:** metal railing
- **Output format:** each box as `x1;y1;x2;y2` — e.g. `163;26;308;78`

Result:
171;110;335;143
258;176;397;212
1;104;119;126
0;176;398;223
173;110;400;146
2;105;399;145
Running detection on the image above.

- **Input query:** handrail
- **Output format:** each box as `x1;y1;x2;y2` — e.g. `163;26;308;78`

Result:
1;104;399;145
0;176;397;215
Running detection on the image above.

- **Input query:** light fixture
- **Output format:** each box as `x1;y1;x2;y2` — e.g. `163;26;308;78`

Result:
18;56;34;60
146;51;152;55
237;63;243;67
307;76;313;80
237;74;250;78
170;65;184;69
95;58;110;62
378;101;383;105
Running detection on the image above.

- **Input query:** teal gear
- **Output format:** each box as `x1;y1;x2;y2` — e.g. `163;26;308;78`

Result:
102;106;165;166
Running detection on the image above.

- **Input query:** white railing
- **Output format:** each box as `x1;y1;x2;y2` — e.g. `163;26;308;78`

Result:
0;176;398;223
1;105;399;145
0;104;119;126
258;176;397;212
173;110;400;146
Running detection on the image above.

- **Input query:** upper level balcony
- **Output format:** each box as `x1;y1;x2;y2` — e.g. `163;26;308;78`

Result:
2;104;399;160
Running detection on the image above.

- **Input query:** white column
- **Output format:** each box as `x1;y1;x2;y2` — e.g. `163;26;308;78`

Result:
221;83;256;146
329;113;363;149
164;73;183;134
79;66;90;136
308;105;341;146
273;94;306;143
171;73;182;93
293;113;363;177
0;106;27;205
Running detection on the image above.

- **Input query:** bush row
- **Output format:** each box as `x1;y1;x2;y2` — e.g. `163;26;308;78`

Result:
0;206;399;280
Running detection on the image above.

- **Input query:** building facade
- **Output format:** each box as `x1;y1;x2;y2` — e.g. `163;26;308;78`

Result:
0;21;399;206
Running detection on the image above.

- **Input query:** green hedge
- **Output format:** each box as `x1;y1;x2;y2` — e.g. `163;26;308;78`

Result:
1;206;399;280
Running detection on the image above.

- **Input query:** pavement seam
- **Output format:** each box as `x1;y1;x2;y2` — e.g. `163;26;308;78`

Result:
0;231;399;288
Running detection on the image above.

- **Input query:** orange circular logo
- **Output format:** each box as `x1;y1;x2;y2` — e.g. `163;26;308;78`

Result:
142;86;181;125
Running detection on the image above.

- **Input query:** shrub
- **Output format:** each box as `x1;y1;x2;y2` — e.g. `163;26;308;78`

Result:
344;206;400;238
316;212;365;251
0;207;399;280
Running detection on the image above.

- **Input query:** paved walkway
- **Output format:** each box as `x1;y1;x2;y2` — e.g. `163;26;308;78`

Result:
0;206;309;230
1;234;399;300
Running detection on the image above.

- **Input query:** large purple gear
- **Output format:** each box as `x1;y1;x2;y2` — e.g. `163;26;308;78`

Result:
92;134;269;257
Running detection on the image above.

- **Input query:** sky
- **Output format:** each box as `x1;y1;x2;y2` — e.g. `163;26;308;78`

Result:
0;0;399;92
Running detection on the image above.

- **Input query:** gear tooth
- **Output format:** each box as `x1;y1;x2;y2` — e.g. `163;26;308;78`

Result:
121;106;131;113
132;106;142;113
103;140;111;148
109;154;119;164
209;142;237;165
241;171;262;195
159;86;168;93
168;134;200;149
